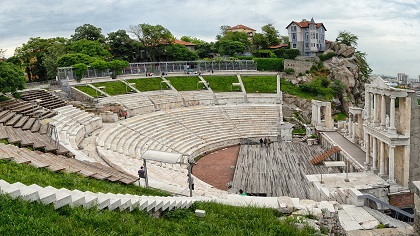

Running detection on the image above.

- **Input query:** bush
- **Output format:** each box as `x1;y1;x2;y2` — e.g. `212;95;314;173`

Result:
284;68;295;75
318;51;336;61
254;58;284;71
273;48;300;59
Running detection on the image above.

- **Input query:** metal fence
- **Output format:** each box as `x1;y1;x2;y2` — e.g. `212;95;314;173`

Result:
57;60;257;80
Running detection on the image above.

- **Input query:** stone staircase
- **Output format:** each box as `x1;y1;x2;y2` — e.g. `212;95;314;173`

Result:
0;179;196;212
311;146;341;165
362;206;413;228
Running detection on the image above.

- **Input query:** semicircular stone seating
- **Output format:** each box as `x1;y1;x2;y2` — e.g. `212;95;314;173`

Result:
96;104;280;196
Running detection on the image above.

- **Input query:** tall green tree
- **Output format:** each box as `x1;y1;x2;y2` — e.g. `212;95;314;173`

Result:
165;44;198;61
14;37;56;81
261;23;280;46
71;24;105;42
336;30;358;47
218;40;246;56
69;39;111;59
106;29;136;61
128;23;174;61
0;61;25;93
42;40;68;80
252;33;269;50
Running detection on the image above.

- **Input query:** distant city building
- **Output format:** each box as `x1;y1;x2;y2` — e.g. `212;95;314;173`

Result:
397;73;408;85
285;18;327;56
226;24;256;41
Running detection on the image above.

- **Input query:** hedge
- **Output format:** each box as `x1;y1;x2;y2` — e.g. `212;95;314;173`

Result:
254;58;284;71
273;48;300;59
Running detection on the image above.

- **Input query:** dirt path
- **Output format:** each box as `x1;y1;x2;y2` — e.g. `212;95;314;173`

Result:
192;145;240;191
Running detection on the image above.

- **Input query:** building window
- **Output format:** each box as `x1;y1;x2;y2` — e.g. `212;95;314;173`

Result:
305;43;309;48
291;26;296;31
292;33;296;40
292;44;297;48
311;33;315;39
306;33;309;40
316;33;318;40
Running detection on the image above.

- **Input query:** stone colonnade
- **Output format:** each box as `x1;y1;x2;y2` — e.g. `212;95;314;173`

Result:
311;100;333;131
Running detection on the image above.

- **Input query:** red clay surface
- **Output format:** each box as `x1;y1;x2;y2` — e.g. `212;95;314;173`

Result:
192;145;240;190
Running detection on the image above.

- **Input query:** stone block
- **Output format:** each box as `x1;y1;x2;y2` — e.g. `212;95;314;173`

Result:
195;209;206;218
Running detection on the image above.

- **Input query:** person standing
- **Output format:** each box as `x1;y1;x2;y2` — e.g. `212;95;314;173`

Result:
187;174;194;190
263;137;267;147
267;137;271;147
259;138;263;147
138;166;146;187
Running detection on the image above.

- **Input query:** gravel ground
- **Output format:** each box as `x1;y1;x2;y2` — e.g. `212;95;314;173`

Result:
192;145;240;190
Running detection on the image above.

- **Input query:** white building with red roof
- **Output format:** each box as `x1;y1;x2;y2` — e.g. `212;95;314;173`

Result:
285;18;327;56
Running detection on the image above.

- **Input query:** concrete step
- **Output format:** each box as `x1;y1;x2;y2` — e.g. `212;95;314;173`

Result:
362;206;412;228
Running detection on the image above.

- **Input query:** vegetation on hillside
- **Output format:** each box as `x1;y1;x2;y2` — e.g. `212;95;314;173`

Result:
166;76;201;91
74;85;98;97
128;77;169;91
241;76;277;93
202;75;239;92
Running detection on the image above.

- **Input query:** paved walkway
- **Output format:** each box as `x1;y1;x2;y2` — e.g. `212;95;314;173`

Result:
322;132;365;168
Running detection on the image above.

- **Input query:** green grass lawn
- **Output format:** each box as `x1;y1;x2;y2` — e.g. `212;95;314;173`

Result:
242;76;277;93
0;159;168;196
128;77;169;91
92;81;134;96
201;75;240;92
0;196;319;236
166;76;201;91
74;85;98;97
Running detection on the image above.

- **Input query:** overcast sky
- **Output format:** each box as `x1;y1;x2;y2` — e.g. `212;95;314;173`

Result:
1;0;419;78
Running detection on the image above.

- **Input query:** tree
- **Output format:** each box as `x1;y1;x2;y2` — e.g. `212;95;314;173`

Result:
216;25;231;40
128;23;174;61
261;24;280;46
106;29;136;61
252;33;269;50
336;30;358;47
14;37;54;81
0;61;25;94
107;60;129;79
56;53;93;67
0;49;6;59
354;51;372;82
72;63;88;82
165;44;198;61
42;41;68;80
69;39;111;59
218;40;246;56
71;24;105;42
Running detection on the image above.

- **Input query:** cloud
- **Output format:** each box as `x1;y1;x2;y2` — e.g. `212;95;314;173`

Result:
0;0;418;77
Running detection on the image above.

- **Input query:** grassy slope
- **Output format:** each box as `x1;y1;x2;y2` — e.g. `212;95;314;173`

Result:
166;76;201;91
241;76;277;93
91;81;133;96
74;85;98;97
201;75;239;92
128;77;169;91
0;159;168;196
0;196;318;236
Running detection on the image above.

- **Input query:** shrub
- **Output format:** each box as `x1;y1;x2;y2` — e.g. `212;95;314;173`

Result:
318;51;336;61
284;68;295;75
273;48;300;59
254;58;284;71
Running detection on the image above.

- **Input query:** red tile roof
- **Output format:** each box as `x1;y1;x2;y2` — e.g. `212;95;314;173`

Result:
286;20;327;31
268;44;289;49
227;24;256;31
174;39;196;46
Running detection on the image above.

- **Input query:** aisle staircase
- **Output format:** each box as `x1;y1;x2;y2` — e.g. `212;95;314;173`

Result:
310;146;341;165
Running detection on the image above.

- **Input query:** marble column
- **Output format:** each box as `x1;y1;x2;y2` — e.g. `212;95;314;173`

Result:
373;93;379;126
379;141;385;176
365;133;370;166
366;92;371;122
381;94;386;130
317;106;321;124
389;96;396;134
388;145;395;182
372;137;377;171
348;114;353;138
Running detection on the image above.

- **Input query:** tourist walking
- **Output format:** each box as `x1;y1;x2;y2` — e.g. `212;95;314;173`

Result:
239;189;247;196
259;138;263;147
263;137;267;147
267;137;271;147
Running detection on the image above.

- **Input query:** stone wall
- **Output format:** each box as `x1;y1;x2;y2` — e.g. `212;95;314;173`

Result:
70;87;95;103
410;93;420;190
389;192;414;209
284;59;314;75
